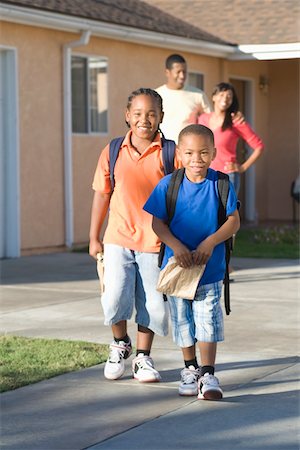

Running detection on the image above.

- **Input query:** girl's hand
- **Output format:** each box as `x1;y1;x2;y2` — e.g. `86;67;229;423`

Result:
173;242;194;268
89;239;103;260
224;161;244;173
193;237;215;265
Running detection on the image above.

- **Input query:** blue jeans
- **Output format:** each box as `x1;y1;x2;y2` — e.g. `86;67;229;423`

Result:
101;244;169;336
228;172;241;196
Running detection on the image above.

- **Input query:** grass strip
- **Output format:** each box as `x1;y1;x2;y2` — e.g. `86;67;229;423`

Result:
233;225;299;259
0;335;109;393
75;224;299;259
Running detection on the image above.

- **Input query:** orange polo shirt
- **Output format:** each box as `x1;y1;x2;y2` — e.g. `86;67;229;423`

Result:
92;131;180;252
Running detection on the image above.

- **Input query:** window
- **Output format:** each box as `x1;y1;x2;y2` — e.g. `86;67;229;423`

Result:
71;56;108;133
188;72;204;90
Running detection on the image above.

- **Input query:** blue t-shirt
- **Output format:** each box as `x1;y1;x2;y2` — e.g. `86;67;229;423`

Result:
144;168;238;285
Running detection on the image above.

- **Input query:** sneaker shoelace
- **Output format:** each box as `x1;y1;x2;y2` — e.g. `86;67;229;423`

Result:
108;343;130;363
200;374;219;386
181;368;199;385
135;355;154;370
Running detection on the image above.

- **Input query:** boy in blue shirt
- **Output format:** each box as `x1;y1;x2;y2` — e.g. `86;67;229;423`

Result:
144;124;240;399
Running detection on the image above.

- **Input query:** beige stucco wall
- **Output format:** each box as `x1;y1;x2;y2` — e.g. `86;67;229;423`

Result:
267;59;299;221
2;20;299;253
2;22;65;250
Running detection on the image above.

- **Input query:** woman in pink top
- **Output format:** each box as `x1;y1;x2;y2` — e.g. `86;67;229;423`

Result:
198;82;264;194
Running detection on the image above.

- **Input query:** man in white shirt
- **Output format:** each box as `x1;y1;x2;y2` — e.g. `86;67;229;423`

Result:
156;54;212;143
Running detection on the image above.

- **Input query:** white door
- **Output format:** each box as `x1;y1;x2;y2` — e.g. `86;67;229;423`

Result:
0;48;20;258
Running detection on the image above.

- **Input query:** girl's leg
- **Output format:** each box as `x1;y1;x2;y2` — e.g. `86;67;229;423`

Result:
111;320;127;340
136;325;154;353
101;245;135;380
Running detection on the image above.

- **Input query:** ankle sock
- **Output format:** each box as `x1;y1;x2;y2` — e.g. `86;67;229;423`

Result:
114;334;130;344
201;365;214;376
136;349;150;356
184;358;199;369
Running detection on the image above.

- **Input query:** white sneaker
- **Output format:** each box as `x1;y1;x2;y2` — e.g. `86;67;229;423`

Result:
178;366;200;396
104;339;132;380
132;354;161;382
198;373;223;400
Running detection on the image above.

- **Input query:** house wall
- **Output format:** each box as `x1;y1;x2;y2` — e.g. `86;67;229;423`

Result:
2;20;298;253
2;22;65;250
226;59;270;222
267;59;299;221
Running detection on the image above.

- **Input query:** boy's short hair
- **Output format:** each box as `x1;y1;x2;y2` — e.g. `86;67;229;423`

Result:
178;124;215;146
165;54;186;69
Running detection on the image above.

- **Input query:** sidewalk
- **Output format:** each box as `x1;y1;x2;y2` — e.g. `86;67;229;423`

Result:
1;253;299;450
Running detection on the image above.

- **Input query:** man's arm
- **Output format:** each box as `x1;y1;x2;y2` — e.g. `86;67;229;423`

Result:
187;91;212;124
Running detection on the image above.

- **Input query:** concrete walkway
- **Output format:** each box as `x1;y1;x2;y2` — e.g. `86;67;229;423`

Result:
0;253;299;450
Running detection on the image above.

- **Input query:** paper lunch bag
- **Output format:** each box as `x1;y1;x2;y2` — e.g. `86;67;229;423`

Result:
96;252;105;294
156;256;205;300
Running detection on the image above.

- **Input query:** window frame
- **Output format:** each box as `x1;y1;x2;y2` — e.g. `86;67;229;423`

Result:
71;53;108;136
187;71;204;91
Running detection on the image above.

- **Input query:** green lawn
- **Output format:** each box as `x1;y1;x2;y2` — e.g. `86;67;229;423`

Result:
0;335;109;392
233;224;299;259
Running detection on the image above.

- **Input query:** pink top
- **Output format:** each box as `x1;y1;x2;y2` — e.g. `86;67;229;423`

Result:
198;113;264;172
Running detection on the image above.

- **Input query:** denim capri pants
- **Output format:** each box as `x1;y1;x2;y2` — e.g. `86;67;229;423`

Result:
168;281;224;348
101;244;168;336
228;172;241;196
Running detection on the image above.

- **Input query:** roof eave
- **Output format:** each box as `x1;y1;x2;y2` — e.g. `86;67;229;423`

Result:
229;43;300;60
0;3;235;58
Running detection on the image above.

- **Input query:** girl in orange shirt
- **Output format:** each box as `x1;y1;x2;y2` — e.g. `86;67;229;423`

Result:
89;88;179;383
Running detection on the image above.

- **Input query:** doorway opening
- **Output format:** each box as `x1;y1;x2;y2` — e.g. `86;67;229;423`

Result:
0;47;20;258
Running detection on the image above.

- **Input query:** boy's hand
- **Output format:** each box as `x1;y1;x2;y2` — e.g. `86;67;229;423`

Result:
89;239;103;260
173;242;194;268
193;237;215;265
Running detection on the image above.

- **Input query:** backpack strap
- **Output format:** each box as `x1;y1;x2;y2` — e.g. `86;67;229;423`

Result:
161;137;176;175
217;171;232;316
109;136;124;190
158;168;185;268
109;135;175;190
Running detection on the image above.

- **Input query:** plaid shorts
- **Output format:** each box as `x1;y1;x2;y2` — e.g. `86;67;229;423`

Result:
168;281;224;347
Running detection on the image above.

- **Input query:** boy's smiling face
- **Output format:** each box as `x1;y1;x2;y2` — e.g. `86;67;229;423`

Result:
177;133;216;182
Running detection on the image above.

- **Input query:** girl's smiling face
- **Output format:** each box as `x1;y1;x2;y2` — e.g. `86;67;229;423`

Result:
125;94;163;141
212;89;233;112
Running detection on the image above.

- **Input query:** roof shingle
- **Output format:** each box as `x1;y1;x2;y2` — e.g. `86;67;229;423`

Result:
1;0;232;45
143;0;300;45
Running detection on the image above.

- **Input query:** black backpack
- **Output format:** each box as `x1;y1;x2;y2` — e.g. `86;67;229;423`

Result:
108;136;176;190
158;168;234;316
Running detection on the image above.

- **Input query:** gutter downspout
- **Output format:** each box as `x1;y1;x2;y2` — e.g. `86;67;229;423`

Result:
63;30;91;248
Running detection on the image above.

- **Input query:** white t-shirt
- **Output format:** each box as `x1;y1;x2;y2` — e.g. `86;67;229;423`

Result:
156;84;212;142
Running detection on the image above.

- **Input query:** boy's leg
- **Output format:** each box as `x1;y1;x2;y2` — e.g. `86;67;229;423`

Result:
197;341;222;400
132;251;168;382
193;282;224;400
168;296;200;395
178;345;200;396
101;245;135;380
